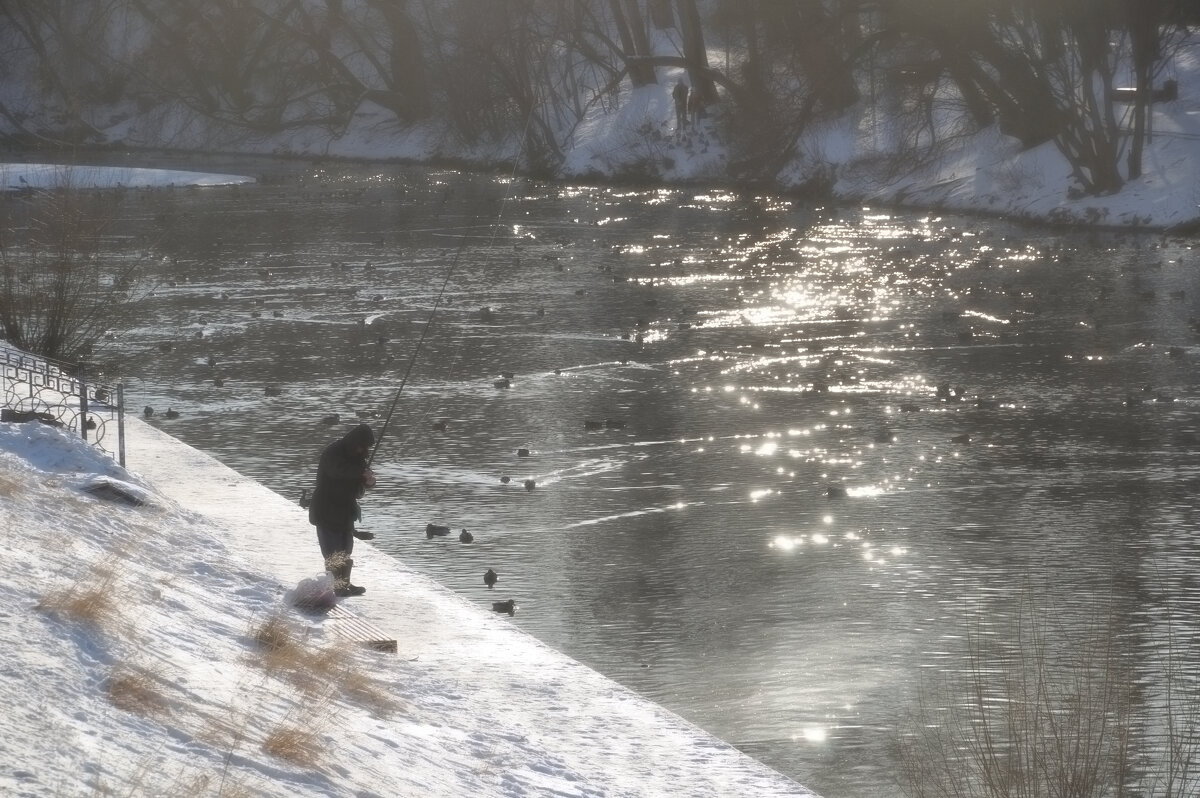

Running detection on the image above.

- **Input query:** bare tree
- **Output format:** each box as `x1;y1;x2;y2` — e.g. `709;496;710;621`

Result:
1122;0;1189;180
0;183;150;362
126;0;368;134
610;0;657;86
0;0;132;144
876;0;1131;195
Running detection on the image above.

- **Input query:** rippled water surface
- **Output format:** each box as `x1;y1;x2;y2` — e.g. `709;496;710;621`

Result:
82;156;1200;796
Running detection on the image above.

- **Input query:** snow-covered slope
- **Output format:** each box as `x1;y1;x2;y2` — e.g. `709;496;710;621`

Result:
0;412;815;797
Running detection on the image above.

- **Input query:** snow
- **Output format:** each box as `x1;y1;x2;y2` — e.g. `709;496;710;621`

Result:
0;162;253;191
0;359;815;796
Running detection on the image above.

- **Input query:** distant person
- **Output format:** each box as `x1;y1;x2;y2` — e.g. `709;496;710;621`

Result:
688;87;705;127
673;80;689;131
308;423;377;597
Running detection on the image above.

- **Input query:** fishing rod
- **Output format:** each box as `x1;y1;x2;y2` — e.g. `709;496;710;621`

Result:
368;89;542;467
367;255;459;467
368;179;523;466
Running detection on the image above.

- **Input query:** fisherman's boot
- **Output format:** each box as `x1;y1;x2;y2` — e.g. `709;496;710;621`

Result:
326;555;352;597
338;558;366;597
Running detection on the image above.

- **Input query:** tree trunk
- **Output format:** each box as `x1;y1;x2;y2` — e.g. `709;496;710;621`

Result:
676;0;715;101
737;0;769;116
801;0;859;111
610;0;655;85
622;0;657;84
648;0;674;29
1125;0;1161;179
377;0;432;119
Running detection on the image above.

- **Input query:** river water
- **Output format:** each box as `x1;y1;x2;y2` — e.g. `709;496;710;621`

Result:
72;156;1200;796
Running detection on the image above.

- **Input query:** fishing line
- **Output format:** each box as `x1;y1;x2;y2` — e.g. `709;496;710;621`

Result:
367;248;458;466
368;102;542;467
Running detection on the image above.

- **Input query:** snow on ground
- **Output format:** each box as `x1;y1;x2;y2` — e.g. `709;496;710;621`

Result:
0;162;254;191
0;376;815;796
771;42;1200;230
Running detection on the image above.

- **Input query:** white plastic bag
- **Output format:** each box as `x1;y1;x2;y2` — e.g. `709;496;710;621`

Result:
285;572;337;613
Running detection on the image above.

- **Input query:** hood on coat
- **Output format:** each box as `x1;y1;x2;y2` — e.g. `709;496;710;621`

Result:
344;423;374;452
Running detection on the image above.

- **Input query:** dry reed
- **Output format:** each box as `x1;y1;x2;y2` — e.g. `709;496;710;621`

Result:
106;661;171;719
897;588;1200;797
36;557;122;634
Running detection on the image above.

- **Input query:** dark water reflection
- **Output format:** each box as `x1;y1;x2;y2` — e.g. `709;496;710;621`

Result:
82;156;1200;796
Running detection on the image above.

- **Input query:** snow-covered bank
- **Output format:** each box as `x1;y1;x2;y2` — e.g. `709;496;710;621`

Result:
10;41;1200;232
37;65;1200;232
5;6;1200;232
0;411;816;797
805;112;1200;232
61;32;1200;233
0;162;254;191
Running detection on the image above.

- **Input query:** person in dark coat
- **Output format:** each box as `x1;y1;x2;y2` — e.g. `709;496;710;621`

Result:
687;86;705;126
308;423;377;596
672;80;689;131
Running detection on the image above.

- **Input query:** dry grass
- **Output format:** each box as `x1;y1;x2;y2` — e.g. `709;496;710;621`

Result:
86;755;257;798
36;556;122;634
250;613;328;694
897;589;1200;798
0;470;22;499
262;723;322;767
207;779;256;798
338;663;405;716
261;703;331;769
192;706;252;766
249;611;402;715
106;661;171;719
253;613;296;655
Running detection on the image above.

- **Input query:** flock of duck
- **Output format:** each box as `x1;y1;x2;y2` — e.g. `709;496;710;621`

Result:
415;407;628;616
421;523;514;614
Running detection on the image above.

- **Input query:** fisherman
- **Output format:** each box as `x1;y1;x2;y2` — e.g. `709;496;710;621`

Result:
308;423;377;597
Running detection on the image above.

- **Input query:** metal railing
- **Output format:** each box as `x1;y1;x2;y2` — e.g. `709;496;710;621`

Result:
0;343;125;466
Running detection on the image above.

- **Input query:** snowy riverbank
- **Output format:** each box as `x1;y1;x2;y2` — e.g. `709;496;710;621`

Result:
0;407;816;797
44;34;1196;233
13;66;1200;233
